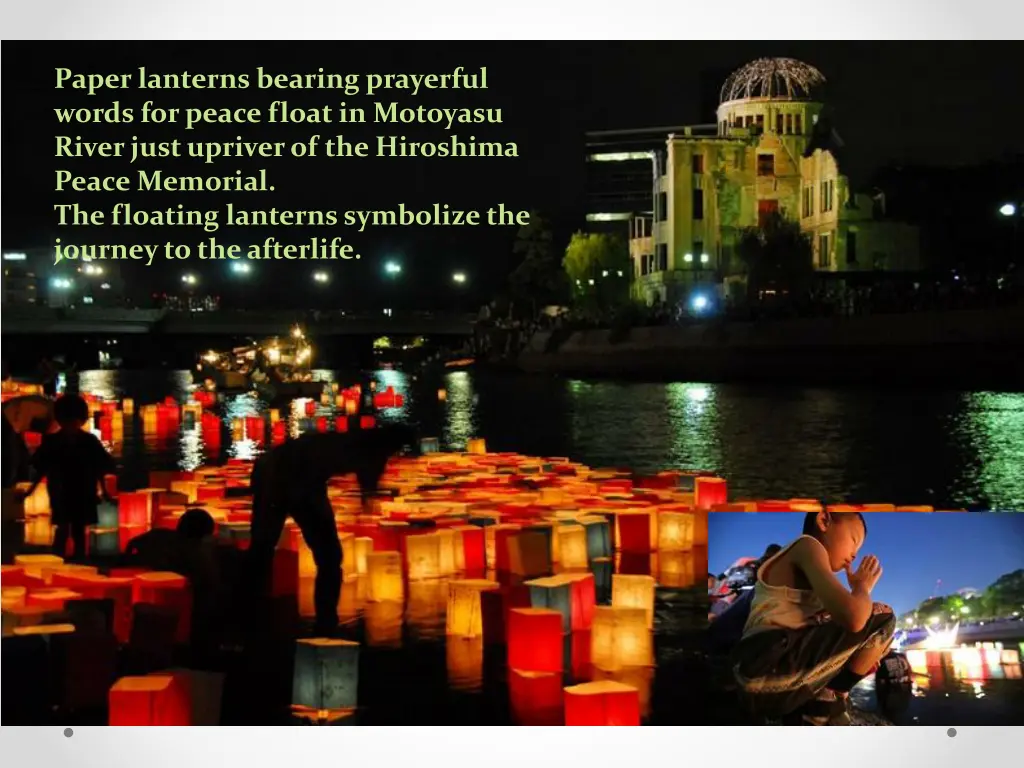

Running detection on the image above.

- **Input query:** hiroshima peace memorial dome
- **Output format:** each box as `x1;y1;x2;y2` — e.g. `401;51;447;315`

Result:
585;57;921;306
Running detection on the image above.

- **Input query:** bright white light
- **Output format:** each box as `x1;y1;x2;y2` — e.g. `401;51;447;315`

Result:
182;274;198;285
601;270;609;277
383;308;392;316
999;203;1017;217
231;262;251;274
686;386;710;402
587;279;595;286
83;264;104;275
684;253;694;263
616;270;624;277
385;261;402;275
313;271;330;283
3;252;27;261
100;282;111;290
452;271;467;284
923;622;959;650
960;605;970;614
700;253;710;264
51;278;72;289
691;294;709;312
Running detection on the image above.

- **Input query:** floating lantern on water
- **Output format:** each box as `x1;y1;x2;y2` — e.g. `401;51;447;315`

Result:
591;606;652;671
557;524;589;570
508;607;563;673
109;674;191;725
420;437;440;454
446;579;500;638
579;516;612;559
466;438;486;455
508;530;552;578
22;482;51;517
657;511;694;551
291;638;360;719
2;586;28;610
563;680;641;726
133;572;191;644
525;576;573;633
366;551;404;603
616;511;652;555
353;537;372;576
23;515;55;546
694;476;727;510
405;532;442;580
452;525;486;573
14;554;64;582
612;574;656;629
657;550;695;588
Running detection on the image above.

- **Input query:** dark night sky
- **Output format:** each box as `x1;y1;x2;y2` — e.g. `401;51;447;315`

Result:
709;512;1024;616
3;41;1022;308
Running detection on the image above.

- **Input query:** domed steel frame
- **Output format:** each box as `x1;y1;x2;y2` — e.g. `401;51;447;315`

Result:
719;58;826;103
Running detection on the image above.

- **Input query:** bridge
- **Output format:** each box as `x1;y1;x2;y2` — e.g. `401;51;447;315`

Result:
0;307;477;336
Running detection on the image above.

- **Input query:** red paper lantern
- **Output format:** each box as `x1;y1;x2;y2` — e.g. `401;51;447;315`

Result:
102;473;118;498
695;476;728;510
118;492;152;528
359;415;376;429
563;680;640;725
109;674;191;725
458;526;486;573
316;416;328;432
133;573;192;644
565;572;596;631
335;416;349;432
507;608;563;673
480;585;531;645
616;512;651;554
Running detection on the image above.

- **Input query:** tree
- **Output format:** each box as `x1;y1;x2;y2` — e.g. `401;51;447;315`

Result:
736;212;814;301
562;231;632;314
508;210;566;316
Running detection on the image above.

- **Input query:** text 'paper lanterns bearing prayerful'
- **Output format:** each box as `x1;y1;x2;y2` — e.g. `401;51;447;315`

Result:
292;638;360;715
563;680;641;726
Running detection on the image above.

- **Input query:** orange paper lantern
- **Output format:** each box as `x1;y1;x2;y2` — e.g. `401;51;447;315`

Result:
109;674;191;725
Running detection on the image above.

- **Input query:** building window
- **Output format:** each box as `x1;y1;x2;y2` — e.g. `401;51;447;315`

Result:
657;192;667;222
802;187;813;218
755;114;764;133
758;199;779;229
776;114;784;134
693;188;704;220
819;232;831;268
794;114;803;134
757;153;775;177
820;179;836;213
656;244;668;272
692;153;704;174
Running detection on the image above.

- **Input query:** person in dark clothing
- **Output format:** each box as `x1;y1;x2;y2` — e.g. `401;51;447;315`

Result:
247;424;416;635
19;395;116;560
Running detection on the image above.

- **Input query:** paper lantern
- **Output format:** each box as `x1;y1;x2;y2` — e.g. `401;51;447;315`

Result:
591;557;614;604
526;576;574;633
353;537;372;576
489;524;522;571
118;492;153;527
23;516;55;546
453;525;486;573
580;516;612;559
508;530;552;578
292;638;360;715
366;551;404;602
557;524;589;570
563;572;597;631
446;579;500;638
27;587;81;611
564;680;641;726
297;534;318;579
694;476;727;510
591;606;652;671
466;438;486;455
109;674;191;725
693;510;708;546
507;608;563;673
616;511;652;554
657;511;694;551
12;622;75;637
2;604;49;634
14;554;64;582
2;586;27;610
436;528;458;576
133;572;191;644
22;482;50;516
612;574;656;629
508;669;563;726
420;437;440;453
405;580;447;639
405;532;441;580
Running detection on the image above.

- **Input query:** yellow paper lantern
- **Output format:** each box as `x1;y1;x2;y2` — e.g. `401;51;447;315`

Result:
170;480;201;503
12;623;76;637
436;529;457;576
15;554;64;581
406;533;442;581
24;516;55;546
1;586;27;611
122;397;134;415
354;537;373;576
485;524;520;570
22;483;51;517
405;580;446;639
657;550;696;589
466;438;487;455
508;531;552;578
446;578;500;638
366;551;404;602
339;533;356;581
657;511;694;551
612;574;656;629
446;636;483;691
591;606;652;671
557;524;589;570
2;604;49;635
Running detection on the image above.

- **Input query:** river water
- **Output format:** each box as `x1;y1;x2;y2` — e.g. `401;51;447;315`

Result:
59;367;1023;725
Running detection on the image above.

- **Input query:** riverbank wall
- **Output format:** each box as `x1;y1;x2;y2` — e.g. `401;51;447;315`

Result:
516;306;1024;389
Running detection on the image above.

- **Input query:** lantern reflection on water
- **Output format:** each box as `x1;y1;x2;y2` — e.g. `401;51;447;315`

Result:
508;669;563;726
446;635;484;691
363;601;403;648
657;550;696;589
563;680;641;726
367;551;404;603
292;638;360;717
446;579;500;638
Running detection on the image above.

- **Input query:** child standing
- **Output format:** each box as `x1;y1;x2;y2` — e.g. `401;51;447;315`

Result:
21;394;116;560
731;512;896;725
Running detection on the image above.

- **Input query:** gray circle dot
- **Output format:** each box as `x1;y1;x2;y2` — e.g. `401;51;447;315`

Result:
63;728;73;738
947;728;957;738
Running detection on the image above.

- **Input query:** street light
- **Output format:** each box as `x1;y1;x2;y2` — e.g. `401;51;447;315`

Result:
83;264;104;276
452;271;467;284
385;261;402;276
51;277;73;289
231;262;251;275
313;271;330;284
999;203;1017;217
182;273;198;286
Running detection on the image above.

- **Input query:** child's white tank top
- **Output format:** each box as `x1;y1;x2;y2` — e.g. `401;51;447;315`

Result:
742;535;826;637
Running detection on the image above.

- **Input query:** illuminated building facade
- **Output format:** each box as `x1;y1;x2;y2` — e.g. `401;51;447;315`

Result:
624;58;921;305
1;251;40;306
